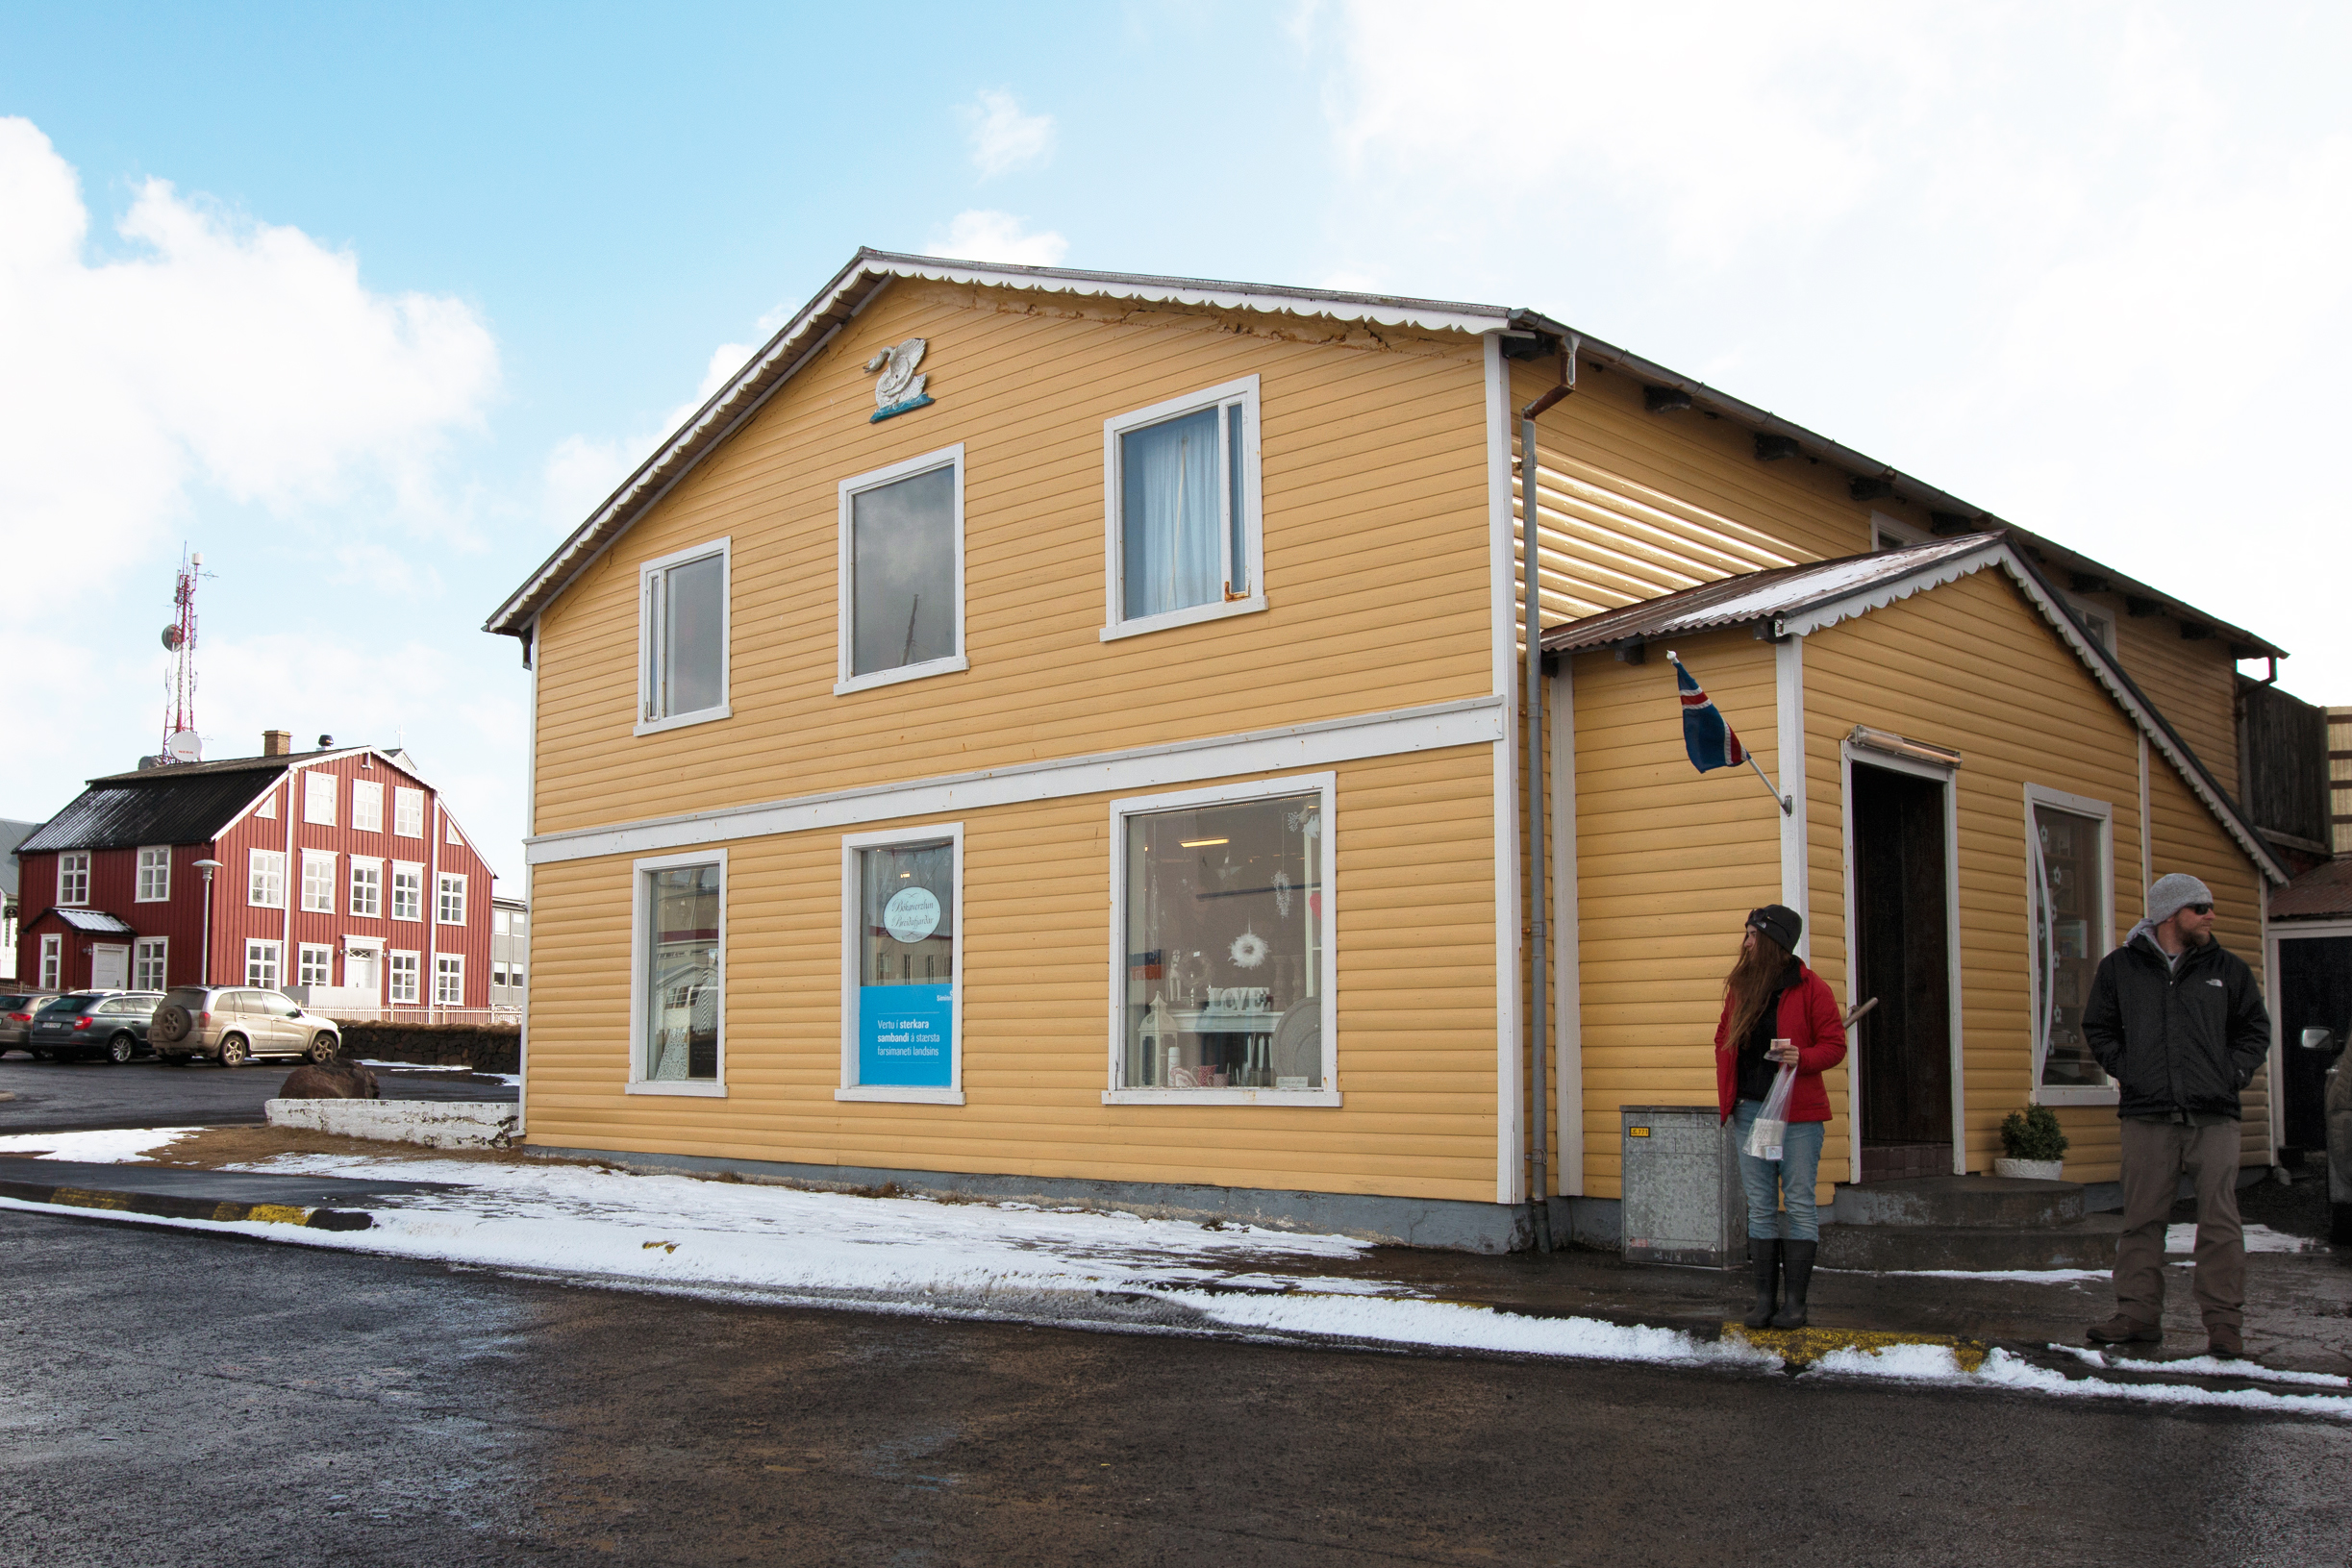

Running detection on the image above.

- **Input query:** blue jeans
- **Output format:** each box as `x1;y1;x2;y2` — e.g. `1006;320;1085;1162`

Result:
1733;1099;1825;1242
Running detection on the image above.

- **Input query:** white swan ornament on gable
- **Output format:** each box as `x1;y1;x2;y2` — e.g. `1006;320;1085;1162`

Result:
863;337;932;420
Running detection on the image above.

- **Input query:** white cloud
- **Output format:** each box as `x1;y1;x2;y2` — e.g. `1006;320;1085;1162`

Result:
926;210;1069;267
960;89;1056;178
0;117;498;583
538;338;763;534
1299;2;2352;702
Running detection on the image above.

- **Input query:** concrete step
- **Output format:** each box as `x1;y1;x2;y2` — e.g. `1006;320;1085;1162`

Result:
1818;1213;2123;1272
1835;1175;2087;1230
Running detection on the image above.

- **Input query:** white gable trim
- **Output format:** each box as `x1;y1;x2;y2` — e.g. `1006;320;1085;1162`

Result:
1773;539;2285;884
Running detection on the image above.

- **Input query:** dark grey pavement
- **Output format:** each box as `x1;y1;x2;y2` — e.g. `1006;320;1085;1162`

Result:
0;1052;514;1133
0;1156;451;1206
3;1207;2348;1567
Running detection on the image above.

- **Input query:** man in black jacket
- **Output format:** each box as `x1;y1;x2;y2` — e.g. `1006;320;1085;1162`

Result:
2081;872;2272;1356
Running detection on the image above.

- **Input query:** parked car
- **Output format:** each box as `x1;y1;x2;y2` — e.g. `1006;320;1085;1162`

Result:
28;991;166;1063
149;986;341;1067
0;992;63;1056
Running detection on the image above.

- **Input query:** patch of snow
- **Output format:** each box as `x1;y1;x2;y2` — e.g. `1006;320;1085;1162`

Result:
2102;1354;2349;1388
359;1060;475;1073
0;1127;194;1161
2165;1223;2309;1254
1807;1342;1970;1381
1976;1349;2352;1418
1849;1267;2110;1283
1163;1290;1777;1367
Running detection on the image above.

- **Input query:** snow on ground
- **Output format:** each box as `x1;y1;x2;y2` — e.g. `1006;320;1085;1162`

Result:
2168;1222;2310;1254
1846;1266;2111;1283
0;1128;193;1161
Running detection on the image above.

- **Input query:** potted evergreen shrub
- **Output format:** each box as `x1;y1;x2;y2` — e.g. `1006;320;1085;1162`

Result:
1994;1104;2069;1180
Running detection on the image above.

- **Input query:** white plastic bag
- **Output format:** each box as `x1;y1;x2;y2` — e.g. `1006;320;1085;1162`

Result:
1745;1058;1797;1161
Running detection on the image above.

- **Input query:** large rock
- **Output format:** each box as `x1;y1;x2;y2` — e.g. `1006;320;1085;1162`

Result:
277;1057;382;1100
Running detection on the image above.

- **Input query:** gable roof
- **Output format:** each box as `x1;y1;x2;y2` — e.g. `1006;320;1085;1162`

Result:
20;746;367;856
0;818;37;899
486;249;2289;666
1540;535;2290;885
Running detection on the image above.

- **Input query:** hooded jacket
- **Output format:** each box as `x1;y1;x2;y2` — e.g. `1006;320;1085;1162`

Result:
2080;921;2270;1120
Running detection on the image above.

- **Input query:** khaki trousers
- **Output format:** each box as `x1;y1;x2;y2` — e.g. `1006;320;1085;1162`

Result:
2113;1117;2245;1332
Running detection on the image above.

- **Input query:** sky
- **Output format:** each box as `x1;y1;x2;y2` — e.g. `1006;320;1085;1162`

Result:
3;1;2345;890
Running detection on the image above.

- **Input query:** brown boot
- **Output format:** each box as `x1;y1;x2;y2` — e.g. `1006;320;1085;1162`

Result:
2206;1323;2244;1357
2087;1313;2162;1345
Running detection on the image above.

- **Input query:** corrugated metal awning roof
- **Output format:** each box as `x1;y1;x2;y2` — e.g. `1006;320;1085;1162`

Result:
2271;858;2352;920
1539;535;1995;655
40;908;138;935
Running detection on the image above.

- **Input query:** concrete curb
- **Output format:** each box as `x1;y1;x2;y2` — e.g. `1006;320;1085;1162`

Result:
265;1098;517;1149
0;1176;374;1232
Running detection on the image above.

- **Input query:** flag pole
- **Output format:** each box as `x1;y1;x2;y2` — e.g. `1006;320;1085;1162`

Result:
1665;650;1790;815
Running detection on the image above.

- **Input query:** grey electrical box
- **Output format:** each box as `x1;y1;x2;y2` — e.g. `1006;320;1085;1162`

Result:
1620;1105;1744;1268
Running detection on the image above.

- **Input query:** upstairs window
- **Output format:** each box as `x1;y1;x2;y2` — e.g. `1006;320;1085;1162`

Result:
352;779;384;832
304;771;338;827
638;538;731;733
248;850;286;909
136;847;171;902
58;852;90;907
255;790;277;819
391;862;424;922
438;872;466;926
301;851;337;914
350;859;383;918
838;447;965;694
393;787;425;838
1104;377;1262;638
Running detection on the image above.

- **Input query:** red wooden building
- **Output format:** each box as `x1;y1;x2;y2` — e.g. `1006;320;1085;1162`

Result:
13;731;497;1014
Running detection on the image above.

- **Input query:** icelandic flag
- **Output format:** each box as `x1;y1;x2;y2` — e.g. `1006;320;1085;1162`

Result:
1673;657;1747;773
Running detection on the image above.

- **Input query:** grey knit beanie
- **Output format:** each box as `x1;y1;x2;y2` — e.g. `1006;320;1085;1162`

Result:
2146;872;2214;926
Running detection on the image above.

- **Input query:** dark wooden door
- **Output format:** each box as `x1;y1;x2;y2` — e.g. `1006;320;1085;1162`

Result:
2278;935;2351;1152
1852;763;1953;1155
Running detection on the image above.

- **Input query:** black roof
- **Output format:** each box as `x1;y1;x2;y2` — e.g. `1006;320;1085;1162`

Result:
16;760;292;855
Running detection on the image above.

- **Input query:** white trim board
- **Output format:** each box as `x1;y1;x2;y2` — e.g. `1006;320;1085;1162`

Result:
1548;663;1583;1196
1484;334;1524;1206
526;695;1504;865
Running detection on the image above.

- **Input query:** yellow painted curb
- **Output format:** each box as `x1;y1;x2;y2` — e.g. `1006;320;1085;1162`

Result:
1724;1323;1989;1373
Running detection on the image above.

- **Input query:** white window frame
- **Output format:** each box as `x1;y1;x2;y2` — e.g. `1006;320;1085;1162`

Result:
58;852;90;908
834;445;968;695
352;778;384;833
390;861;424;922
393;787;424;838
297;942;334;988
135;846;171;903
1103;772;1339;1107
304;770;338;827
2025;783;2118;1108
434;953;464;1007
255;790;277;820
133;936;168;991
636;535;733;735
244;938;284;990
349;858;384;918
2060;592;2116;653
1101;376;1265;642
837;822;965;1106
38;933;62;989
437;872;466;926
1869;510;1930;552
301;850;338;914
248;849;287;909
388;949;421;1005
627;848;728;1098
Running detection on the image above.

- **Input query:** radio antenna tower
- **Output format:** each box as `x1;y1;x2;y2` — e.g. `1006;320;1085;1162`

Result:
159;547;205;764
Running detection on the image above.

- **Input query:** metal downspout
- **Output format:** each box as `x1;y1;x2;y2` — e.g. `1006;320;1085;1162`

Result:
1520;338;1577;1252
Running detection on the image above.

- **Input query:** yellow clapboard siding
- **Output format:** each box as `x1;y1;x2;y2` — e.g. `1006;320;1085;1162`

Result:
524;744;1505;1202
533;280;1495;838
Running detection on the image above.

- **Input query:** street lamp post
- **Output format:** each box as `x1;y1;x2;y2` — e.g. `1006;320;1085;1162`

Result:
191;859;223;984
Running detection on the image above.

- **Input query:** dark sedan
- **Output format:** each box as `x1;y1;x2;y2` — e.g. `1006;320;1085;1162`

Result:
29;991;166;1063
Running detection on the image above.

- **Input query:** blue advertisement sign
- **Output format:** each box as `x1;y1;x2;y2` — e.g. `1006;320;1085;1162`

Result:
857;984;954;1086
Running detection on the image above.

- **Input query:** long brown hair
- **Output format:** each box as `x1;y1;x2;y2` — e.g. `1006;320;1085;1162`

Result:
1721;928;1794;1052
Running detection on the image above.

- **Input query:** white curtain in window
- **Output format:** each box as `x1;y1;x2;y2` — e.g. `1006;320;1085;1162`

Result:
1122;408;1221;619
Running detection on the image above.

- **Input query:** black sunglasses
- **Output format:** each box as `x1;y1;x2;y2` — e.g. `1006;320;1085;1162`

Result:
2184;903;2214;915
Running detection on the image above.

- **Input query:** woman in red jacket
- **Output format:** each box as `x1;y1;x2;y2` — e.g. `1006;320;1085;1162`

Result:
1715;904;1848;1330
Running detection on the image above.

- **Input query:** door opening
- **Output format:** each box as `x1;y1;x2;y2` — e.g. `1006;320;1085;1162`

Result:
91;943;129;990
2277;935;2350;1155
1851;761;1954;1182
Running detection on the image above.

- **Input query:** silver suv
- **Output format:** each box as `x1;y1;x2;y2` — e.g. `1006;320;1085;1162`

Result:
150;986;341;1068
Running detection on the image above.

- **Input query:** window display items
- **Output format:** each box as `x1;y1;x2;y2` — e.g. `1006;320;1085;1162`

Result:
1123;792;1322;1089
644;862;720;1082
858;841;955;1087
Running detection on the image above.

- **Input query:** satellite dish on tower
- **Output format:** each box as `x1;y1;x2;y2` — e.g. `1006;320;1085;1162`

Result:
165;730;203;763
161;625;185;651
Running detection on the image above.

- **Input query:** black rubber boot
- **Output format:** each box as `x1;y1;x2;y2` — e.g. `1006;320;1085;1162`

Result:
1772;1238;1817;1329
1742;1238;1782;1329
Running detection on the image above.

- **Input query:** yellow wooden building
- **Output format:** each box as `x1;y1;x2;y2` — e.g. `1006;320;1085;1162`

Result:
488;250;2290;1251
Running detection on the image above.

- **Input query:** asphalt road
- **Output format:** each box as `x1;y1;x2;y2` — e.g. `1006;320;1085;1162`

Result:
0;1053;514;1134
2;1208;2344;1567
